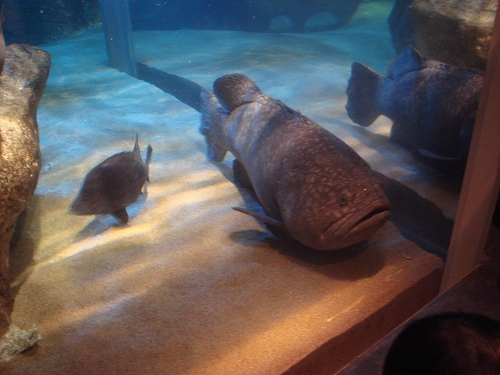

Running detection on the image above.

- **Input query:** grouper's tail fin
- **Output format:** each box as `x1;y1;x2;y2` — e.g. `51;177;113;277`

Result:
213;74;265;111
200;89;229;162
345;62;382;127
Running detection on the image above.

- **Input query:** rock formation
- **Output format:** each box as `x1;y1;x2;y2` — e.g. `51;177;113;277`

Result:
0;44;50;339
390;0;497;72
411;0;497;72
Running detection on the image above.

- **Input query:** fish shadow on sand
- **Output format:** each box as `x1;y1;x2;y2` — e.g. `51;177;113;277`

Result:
229;227;385;281
344;123;455;258
74;185;149;241
378;174;454;259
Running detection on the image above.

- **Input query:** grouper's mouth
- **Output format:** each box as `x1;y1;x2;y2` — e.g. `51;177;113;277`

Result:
322;197;390;250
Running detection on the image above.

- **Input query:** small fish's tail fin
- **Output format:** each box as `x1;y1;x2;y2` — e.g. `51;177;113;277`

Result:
345;62;382;127
200;88;229;162
213;74;264;111
145;144;153;182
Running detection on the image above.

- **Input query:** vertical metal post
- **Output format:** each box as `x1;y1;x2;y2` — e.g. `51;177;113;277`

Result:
440;7;500;293
100;0;137;77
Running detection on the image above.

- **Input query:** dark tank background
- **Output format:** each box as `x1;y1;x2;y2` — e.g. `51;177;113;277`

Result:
129;0;363;33
3;0;491;374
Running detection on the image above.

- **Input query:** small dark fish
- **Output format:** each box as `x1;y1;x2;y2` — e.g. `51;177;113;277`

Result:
71;135;153;224
346;47;483;173
0;3;5;75
200;73;390;251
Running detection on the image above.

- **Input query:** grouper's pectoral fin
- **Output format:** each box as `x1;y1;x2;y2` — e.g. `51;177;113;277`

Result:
233;207;296;243
232;207;285;229
232;159;253;189
112;208;129;224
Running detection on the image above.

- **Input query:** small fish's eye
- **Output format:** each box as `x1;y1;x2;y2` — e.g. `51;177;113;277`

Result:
338;193;348;206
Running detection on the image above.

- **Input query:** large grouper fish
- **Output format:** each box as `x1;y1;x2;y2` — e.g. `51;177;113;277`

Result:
200;73;390;251
71;134;153;224
346;47;483;174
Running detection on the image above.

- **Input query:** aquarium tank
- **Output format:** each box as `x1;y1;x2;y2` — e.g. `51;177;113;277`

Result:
0;0;499;374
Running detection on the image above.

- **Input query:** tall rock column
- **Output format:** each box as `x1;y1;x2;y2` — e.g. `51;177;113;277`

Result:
0;44;50;338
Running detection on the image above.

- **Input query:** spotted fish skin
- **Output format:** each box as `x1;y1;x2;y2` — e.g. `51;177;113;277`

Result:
71;135;153;224
201;74;390;251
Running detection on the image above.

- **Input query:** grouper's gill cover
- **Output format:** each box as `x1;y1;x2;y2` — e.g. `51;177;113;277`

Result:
200;73;390;251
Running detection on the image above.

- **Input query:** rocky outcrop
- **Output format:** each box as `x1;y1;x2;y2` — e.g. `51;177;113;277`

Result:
0;44;50;338
411;0;497;71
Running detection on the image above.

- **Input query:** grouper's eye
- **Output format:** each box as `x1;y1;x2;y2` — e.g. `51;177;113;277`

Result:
338;193;348;206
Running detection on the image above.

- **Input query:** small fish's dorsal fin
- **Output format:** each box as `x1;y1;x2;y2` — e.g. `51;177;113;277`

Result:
213;74;264;112
387;47;426;80
133;133;140;154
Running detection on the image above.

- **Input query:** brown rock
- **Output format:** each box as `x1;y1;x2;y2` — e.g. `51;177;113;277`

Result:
410;0;497;72
0;44;50;337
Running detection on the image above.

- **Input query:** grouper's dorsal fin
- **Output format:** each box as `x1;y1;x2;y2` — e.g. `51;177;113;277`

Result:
213;74;264;112
387;47;426;80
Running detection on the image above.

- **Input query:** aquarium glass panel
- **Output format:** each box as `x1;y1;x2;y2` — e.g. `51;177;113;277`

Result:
2;0;498;373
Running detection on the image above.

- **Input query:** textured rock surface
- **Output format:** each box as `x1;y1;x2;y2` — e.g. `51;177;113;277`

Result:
0;44;50;338
410;0;497;71
0;325;40;362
